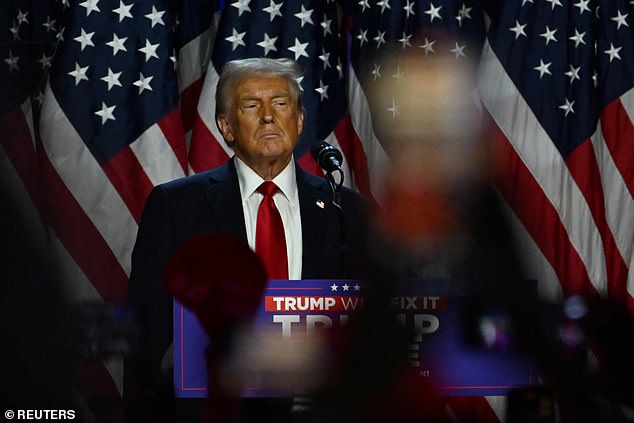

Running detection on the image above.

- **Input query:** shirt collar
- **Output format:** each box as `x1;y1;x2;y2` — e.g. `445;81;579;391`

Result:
235;155;297;201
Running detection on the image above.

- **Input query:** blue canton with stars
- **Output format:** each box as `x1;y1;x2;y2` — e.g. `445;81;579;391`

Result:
212;0;347;157
488;0;634;158
1;1;64;116
49;0;180;165
349;0;486;152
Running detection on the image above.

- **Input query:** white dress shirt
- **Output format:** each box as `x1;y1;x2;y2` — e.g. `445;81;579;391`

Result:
235;156;303;279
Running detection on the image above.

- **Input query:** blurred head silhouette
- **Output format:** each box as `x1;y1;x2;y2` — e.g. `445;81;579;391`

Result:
366;43;489;259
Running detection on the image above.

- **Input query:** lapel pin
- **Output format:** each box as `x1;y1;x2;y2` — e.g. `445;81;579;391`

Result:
316;200;325;209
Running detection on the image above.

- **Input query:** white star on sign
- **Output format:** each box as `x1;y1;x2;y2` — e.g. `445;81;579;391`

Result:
68;62;89;85
74;28;95;51
145;6;165;27
287;37;309;61
133;72;154;93
95;102;116;124
342;284;350;291
330;284;338;291
112;0;133;22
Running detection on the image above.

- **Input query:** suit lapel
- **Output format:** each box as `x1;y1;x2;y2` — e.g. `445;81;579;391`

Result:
203;159;249;245
297;165;331;278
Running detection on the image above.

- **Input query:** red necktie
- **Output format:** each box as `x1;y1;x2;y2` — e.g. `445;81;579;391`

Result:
256;181;288;279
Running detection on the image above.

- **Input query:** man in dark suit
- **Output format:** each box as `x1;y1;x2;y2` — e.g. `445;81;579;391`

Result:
125;58;368;421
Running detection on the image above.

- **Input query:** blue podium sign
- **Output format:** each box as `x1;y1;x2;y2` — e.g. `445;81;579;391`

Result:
174;279;535;398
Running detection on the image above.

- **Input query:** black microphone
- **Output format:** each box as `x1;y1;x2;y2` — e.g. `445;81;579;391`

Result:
311;141;343;172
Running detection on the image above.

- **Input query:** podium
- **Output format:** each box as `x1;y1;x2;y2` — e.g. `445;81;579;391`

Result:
174;279;536;398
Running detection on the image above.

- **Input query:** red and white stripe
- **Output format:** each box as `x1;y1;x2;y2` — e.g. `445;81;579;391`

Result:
178;11;221;140
478;40;634;311
39;83;187;304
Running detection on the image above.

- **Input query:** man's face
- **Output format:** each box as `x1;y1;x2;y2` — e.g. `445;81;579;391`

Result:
217;75;304;176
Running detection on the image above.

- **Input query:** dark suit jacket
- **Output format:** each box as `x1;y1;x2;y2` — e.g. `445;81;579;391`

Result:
125;158;368;421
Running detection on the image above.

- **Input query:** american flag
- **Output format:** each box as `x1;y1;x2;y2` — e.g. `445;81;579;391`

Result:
5;0;634;421
478;0;634;309
30;0;204;417
0;1;63;245
346;0;487;198
479;0;634;420
189;0;369;190
174;0;220;141
40;0;189;302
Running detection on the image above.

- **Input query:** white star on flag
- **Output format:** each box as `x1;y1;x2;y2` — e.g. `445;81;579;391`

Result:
133;72;154;93
288;37;309;61
95;101;116;124
145;6;165;28
79;0;100;16
112;1;133;22
68;62;89;85
139;39;159;62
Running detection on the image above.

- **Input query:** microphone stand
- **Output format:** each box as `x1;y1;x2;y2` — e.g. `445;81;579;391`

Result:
325;167;347;278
